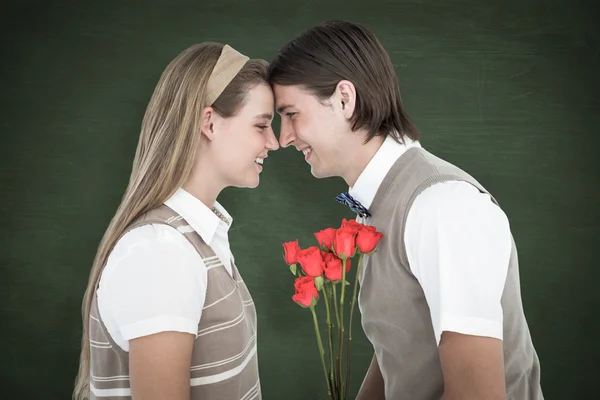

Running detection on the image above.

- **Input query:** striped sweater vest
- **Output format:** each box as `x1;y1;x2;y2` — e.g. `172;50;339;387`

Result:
357;147;543;399
88;204;261;399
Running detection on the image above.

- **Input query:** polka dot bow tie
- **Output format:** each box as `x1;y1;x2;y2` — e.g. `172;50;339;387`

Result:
335;192;371;218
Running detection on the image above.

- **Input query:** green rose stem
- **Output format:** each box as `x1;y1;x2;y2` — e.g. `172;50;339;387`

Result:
332;284;341;328
345;252;364;399
338;256;349;400
332;281;342;396
310;304;332;399
323;283;337;399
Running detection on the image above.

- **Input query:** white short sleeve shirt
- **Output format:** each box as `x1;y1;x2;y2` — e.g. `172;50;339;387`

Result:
96;188;234;351
349;136;512;344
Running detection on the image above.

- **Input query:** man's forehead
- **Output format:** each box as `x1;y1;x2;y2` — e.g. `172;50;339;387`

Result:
276;102;294;114
274;85;308;111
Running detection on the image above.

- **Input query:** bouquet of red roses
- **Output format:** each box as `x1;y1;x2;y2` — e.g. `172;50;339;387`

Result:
282;218;383;400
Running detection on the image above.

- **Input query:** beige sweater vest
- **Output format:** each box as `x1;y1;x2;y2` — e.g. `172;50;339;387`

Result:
88;205;261;399
357;147;543;399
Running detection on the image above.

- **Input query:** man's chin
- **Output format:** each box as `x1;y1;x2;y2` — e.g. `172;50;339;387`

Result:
310;165;332;179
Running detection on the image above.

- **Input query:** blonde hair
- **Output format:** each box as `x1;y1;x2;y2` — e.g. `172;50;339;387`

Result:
73;42;269;400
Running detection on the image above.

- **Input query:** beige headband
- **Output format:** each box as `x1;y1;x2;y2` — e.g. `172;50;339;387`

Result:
206;44;249;105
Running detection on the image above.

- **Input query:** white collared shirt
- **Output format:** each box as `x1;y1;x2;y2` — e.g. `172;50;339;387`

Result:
350;136;512;344
97;188;234;351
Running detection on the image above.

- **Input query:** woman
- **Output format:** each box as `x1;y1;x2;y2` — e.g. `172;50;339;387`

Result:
73;42;278;400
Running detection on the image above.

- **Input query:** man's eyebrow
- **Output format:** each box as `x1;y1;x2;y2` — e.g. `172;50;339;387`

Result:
276;104;293;114
254;112;273;120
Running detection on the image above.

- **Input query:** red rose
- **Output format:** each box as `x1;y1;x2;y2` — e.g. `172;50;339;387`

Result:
282;240;301;265
333;226;357;258
341;218;363;232
292;276;319;307
296;246;325;277
314;227;337;250
360;225;376;232
356;229;383;253
323;252;351;281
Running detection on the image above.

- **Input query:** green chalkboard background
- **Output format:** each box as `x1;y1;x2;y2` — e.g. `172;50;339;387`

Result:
1;0;598;398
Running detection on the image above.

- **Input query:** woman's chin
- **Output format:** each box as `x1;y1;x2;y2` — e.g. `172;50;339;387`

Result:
232;171;260;189
244;176;260;189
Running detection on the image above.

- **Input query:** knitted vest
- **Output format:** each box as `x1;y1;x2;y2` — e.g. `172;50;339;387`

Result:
358;147;543;399
88;205;260;399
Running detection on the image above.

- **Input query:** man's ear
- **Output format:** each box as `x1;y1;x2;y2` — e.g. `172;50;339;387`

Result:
200;106;216;141
335;80;357;119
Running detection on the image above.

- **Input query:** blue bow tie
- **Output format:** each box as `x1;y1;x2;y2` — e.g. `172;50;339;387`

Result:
335;192;371;218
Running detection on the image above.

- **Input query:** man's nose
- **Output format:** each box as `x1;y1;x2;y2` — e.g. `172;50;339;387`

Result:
278;122;295;148
265;127;279;151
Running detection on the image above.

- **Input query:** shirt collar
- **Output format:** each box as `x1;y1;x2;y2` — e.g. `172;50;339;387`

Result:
349;135;422;210
164;188;232;245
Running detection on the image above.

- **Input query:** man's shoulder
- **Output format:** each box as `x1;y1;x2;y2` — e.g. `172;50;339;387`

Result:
402;148;475;180
373;148;496;229
392;148;491;203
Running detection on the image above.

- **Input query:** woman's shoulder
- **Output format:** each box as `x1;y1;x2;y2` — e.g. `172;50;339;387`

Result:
115;222;197;256
101;223;206;286
97;222;210;348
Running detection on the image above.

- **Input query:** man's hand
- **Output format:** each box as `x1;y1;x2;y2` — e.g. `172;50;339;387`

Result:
439;331;506;400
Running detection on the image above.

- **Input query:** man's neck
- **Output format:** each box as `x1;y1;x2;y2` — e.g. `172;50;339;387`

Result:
343;135;385;188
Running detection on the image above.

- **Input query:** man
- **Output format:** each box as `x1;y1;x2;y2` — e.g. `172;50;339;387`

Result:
268;20;543;399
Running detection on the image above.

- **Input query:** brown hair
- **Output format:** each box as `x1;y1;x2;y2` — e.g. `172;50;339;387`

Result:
73;42;268;400
268;20;419;144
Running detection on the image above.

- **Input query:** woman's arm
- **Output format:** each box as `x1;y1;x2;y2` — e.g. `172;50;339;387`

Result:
129;332;195;400
98;224;208;399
